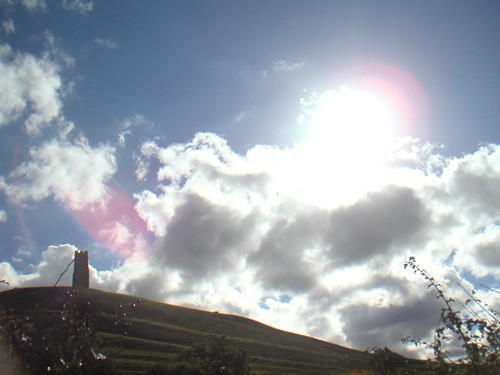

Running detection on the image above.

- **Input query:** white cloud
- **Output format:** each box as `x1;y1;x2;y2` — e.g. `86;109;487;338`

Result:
2;131;499;358
94;38;118;50
234;110;250;123
20;0;46;12
116;114;150;147
0;244;104;291
0;136;116;211
41;31;75;68
455;222;500;279
444;144;500;219
0;209;6;223
62;0;93;15
0;43;63;135
98;219;148;258
129;133;500;356
273;59;305;73
2;19;15;35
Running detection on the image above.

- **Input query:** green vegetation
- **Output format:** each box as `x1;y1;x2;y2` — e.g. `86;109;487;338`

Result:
3;257;495;374
364;258;499;375
402;256;499;374
150;335;251;375
0;288;114;374
0;287;373;374
365;346;420;375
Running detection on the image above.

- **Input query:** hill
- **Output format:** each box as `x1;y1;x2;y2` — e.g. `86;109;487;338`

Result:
0;287;377;374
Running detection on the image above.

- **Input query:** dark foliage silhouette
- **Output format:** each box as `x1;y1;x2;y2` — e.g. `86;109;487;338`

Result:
0;288;117;374
150;335;251;375
402;256;499;374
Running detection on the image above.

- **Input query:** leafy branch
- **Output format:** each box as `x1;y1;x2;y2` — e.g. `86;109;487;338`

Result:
403;256;499;374
0;288;141;374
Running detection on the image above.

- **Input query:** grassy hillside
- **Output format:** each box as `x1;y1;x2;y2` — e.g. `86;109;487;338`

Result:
0;287;377;374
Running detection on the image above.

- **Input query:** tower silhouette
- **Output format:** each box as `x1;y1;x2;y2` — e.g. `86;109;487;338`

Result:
72;250;89;288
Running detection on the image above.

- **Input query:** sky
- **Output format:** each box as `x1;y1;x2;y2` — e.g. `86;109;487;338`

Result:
0;0;499;358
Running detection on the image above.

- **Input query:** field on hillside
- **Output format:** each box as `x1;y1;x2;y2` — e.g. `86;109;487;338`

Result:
0;287;390;374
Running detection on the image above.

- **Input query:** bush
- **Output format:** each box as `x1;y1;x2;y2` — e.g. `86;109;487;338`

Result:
366;346;414;374
152;335;251;375
403;256;499;374
0;288;114;374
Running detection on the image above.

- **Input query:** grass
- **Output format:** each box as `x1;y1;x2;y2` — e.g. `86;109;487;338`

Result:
0;286;377;374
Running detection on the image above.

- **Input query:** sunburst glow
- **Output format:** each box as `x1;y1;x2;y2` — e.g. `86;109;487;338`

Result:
304;87;396;163
289;87;399;207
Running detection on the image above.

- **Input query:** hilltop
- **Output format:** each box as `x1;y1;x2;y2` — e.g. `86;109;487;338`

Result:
0;287;383;374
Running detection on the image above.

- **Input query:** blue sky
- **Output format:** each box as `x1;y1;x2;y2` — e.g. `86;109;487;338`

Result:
0;0;499;357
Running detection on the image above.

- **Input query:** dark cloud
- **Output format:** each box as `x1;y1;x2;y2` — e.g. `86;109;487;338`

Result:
154;194;254;280
2;0;500;359
340;293;441;352
324;186;429;266
125;270;167;300
475;242;500;268
248;209;326;292
3;128;499;358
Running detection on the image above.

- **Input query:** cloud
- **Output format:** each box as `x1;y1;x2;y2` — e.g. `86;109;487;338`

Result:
153;194;255;281
41;31;75;68
116;114;150;147
0;209;6;223
454;222;500;279
273;59;305;73
0;136;116;211
20;0;46;12
87;190;148;258
234;110;250;123
3;0;92;15
0;43;63;135
248;210;325;292
444;144;500;219
129;134;500;355
97;216;148;258
2;131;500;358
2;19;15;35
0;244;103;291
340;295;442;351
94;38;118;50
61;0;93;15
324;186;430;266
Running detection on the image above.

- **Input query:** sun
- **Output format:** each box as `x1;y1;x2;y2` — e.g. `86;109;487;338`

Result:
286;87;399;207
303;86;396;164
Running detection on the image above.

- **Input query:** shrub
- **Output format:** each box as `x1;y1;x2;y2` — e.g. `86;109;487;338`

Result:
0;288;114;374
152;335;251;375
403;256;499;374
366;346;415;374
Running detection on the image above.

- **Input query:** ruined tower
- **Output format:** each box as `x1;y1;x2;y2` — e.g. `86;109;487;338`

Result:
72;250;89;288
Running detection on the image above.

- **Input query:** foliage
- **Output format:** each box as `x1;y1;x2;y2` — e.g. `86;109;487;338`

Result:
366;346;416;374
1;287;374;374
402;256;499;374
151;335;251;375
0;288;114;374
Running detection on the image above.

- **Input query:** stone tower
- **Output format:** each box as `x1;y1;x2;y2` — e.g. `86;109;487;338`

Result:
72;250;89;288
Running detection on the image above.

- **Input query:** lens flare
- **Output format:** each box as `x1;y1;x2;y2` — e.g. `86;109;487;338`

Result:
70;189;149;258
